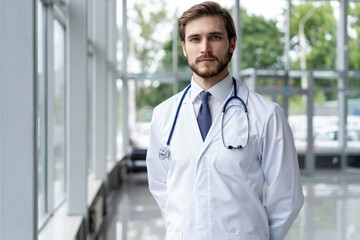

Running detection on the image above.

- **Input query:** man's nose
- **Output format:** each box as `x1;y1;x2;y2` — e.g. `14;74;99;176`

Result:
200;39;211;54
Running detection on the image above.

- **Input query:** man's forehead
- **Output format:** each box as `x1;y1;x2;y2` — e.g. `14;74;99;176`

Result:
184;15;226;36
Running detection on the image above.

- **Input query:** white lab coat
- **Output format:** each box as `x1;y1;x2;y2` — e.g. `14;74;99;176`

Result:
146;78;304;240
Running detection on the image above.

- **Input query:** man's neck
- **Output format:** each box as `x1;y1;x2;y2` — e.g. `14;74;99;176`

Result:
193;68;229;91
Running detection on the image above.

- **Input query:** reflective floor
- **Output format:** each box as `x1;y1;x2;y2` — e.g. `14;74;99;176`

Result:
98;170;360;240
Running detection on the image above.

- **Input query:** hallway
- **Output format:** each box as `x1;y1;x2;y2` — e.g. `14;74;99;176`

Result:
99;173;165;240
98;171;360;240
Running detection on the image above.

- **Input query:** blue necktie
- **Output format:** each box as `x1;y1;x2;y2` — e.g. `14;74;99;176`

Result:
197;91;212;141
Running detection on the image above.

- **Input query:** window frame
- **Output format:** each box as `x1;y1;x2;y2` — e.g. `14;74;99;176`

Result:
37;0;68;231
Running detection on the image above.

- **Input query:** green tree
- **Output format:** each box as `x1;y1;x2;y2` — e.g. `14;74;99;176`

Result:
349;3;360;70
135;82;174;109
241;10;284;69
131;0;167;73
131;0;174;110
290;3;337;70
160;32;188;72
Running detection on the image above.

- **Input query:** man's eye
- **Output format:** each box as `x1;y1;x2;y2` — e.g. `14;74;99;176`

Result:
190;37;199;42
211;36;221;40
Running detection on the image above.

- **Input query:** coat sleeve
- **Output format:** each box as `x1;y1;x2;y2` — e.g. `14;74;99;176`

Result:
146;107;169;213
261;104;304;240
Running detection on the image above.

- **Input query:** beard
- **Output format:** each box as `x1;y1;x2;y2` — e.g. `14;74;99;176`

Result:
187;49;233;79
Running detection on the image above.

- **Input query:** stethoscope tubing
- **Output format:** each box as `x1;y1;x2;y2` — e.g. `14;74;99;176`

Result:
220;80;249;149
220;105;249;149
166;84;192;146
159;84;191;160
159;77;248;160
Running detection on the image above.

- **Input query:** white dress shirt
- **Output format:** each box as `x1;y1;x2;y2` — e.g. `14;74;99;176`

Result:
190;74;233;123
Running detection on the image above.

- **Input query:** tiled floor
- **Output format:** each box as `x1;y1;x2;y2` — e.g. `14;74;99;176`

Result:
98;170;360;240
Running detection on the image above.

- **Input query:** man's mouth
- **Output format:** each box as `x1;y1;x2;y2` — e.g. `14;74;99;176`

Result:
198;58;216;63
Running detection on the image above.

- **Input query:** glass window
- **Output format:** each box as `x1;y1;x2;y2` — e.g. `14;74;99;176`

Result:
257;76;286;88
53;19;66;206
290;1;338;71
313;90;339;150
241;0;286;69
288;95;308;153
346;92;360;149
130;80;175;149
116;0;122;71
37;0;47;227
127;0;171;74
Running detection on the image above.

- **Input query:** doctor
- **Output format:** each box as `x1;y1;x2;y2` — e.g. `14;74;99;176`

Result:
146;1;304;240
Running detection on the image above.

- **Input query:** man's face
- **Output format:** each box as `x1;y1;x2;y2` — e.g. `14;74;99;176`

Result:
182;16;236;79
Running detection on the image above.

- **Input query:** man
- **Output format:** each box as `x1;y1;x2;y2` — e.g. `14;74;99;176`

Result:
146;1;304;240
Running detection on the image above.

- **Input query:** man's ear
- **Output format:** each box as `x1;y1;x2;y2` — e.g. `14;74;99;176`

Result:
182;41;187;57
229;37;236;53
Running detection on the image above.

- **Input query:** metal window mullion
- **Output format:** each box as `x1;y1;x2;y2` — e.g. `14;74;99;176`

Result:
306;71;315;174
282;0;291;119
122;0;129;155
337;0;348;169
91;49;97;174
46;4;55;214
36;1;49;227
251;69;257;91
94;0;107;179
112;0;118;162
232;0;241;79
106;0;112;163
87;0;93;40
104;1;109;164
67;0;88;215
43;1;50;216
285;0;291;72
108;0;117;163
106;68;112;163
62;11;68;202
87;4;94;170
172;12;178;94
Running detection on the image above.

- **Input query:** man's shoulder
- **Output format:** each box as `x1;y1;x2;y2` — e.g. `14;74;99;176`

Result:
245;84;282;122
153;90;185;117
249;89;277;108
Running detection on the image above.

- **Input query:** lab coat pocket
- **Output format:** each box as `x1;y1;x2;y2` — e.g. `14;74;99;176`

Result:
214;137;256;179
166;231;183;240
228;233;268;240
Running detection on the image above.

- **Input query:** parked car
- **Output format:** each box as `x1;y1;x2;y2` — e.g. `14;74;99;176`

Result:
289;115;360;151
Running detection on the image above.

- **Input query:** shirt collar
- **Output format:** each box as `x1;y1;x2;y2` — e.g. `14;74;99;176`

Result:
190;74;233;104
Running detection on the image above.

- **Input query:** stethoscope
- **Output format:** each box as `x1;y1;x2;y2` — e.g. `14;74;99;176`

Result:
159;77;249;160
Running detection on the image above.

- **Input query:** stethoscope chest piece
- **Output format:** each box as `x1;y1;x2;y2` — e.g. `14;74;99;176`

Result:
159;145;170;160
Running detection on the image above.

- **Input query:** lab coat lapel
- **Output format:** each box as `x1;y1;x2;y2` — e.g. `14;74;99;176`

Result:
182;94;204;144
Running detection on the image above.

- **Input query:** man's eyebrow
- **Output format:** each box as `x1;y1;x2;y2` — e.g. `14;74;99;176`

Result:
187;33;200;39
187;31;225;39
208;31;225;35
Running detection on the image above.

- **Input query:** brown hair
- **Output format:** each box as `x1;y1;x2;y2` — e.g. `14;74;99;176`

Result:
178;1;236;42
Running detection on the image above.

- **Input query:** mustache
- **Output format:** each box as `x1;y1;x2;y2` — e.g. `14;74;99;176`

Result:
195;54;218;62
